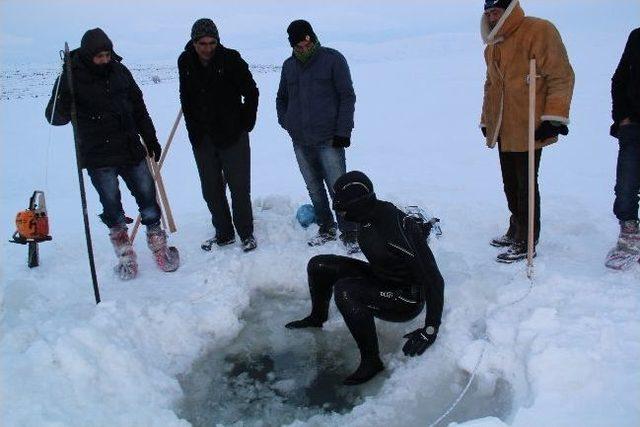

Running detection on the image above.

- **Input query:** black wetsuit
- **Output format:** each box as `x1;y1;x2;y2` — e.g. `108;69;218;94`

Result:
304;200;444;361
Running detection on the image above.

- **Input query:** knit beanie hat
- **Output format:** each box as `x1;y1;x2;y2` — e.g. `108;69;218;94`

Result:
333;171;377;221
191;18;219;42
484;0;512;10
287;19;317;47
80;28;113;58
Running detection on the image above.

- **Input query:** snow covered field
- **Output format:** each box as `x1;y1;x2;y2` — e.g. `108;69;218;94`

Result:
1;1;639;426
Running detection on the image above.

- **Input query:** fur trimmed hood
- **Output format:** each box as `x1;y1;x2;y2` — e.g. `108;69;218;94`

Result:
481;0;524;45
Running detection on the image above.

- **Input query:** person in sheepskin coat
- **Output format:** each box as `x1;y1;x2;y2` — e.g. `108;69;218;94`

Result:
479;0;575;263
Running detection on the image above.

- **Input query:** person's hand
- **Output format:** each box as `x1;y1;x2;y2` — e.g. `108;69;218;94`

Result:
146;139;162;162
332;135;351;148
534;121;569;141
402;325;437;357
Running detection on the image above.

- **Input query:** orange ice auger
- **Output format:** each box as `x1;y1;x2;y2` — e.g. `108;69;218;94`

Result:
9;191;52;267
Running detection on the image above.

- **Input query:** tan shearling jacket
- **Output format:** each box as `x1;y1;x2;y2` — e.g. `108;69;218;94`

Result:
480;0;575;152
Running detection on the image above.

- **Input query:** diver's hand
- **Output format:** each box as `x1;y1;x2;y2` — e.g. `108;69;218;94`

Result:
402;325;438;357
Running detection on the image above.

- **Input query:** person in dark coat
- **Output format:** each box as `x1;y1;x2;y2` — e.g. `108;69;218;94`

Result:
45;28;178;280
286;171;445;385
178;18;259;253
605;28;640;269
276;20;359;253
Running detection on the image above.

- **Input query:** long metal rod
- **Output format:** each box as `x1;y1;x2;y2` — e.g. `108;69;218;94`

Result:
527;58;536;279
65;42;101;304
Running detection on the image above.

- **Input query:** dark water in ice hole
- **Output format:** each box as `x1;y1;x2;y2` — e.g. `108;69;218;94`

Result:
176;290;514;427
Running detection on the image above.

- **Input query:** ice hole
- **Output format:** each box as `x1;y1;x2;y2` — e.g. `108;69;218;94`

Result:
176;290;515;426
175;289;382;426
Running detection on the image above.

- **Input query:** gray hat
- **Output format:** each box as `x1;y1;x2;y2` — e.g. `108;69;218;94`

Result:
191;18;219;42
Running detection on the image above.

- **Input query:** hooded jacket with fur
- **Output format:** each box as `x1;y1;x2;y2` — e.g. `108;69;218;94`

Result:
480;0;575;152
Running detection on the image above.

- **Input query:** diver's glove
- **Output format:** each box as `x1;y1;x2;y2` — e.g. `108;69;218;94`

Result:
402;325;438;357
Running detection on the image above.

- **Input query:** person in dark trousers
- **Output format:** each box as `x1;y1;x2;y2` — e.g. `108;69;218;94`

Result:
45;28;178;280
605;28;640;270
276;20;359;253
480;0;575;263
286;171;445;385
178;18;259;252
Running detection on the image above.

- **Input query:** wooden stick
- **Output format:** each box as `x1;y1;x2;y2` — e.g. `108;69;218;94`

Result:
130;109;182;241
527;58;536;278
149;157;177;233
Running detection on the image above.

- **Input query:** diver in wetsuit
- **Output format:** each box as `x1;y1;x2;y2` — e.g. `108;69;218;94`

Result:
286;171;445;385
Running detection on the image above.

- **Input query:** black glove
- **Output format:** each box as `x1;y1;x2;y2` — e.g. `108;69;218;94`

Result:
534;121;569;141
332;135;351;148
146;139;161;162
481;126;487;137
402;325;438;357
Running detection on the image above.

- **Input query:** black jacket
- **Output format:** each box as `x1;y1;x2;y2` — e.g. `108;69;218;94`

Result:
178;42;259;148
45;50;157;169
358;201;445;327
611;28;640;137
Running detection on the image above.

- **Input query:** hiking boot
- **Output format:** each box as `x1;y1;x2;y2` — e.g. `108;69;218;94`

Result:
496;241;536;264
147;223;179;272
340;231;360;254
201;235;236;251
490;234;517;248
109;224;137;280
307;226;337;247
241;235;257;253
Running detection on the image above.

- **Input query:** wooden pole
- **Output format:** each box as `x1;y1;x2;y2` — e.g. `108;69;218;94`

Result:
130;109;182;241
527;59;536;279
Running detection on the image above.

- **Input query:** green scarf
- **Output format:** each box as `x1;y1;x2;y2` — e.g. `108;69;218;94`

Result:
294;40;320;63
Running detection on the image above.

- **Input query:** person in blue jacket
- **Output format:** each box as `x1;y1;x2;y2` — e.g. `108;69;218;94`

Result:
276;20;359;253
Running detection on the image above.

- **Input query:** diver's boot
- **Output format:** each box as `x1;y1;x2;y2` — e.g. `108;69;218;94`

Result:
343;355;384;385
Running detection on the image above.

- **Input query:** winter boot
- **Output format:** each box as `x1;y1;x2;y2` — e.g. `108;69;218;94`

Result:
496;241;536;264
343;355;384;385
109;224;138;280
340;231;360;254
605;220;640;270
201;235;236;251
241;235;257;253
308;226;337;247
490;217;517;247
146;223;180;272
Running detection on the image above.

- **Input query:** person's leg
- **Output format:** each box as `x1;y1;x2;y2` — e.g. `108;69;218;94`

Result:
317;146;356;234
285;254;371;328
192;138;234;240
118;160;161;226
219;132;254;240
613;124;640;222
88;167;137;278
294;144;336;232
513;149;542;243
87;166;127;228
333;280;424;385
497;149;519;241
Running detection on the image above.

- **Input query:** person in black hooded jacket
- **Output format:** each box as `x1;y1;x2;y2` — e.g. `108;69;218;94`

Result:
286;171;445;385
178;18;259;252
605;28;640;269
45;28;177;280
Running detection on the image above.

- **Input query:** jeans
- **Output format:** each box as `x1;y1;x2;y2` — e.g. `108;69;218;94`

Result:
498;147;542;243
293;144;356;233
192;132;254;240
614;123;640;222
87;159;160;228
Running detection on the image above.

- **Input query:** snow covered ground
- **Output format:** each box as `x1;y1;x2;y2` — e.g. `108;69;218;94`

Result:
1;1;639;426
